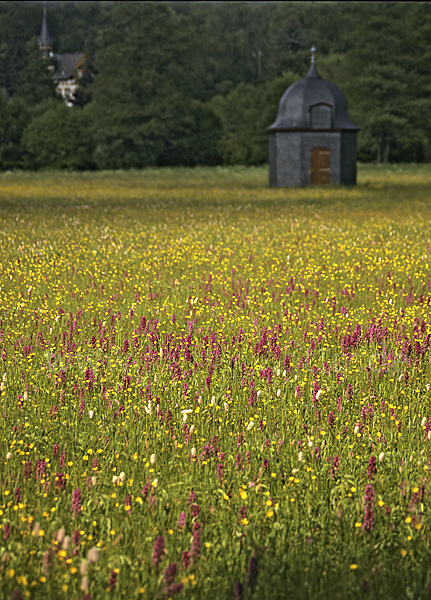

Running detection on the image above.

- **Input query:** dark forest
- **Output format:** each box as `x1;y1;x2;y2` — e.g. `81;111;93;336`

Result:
0;1;429;170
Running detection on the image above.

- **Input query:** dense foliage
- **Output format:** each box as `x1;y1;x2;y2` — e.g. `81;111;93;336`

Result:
0;1;430;168
2;165;431;599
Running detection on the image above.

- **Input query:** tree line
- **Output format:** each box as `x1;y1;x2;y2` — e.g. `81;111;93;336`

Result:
0;1;430;170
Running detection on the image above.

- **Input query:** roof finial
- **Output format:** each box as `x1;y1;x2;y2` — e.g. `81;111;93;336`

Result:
305;46;321;80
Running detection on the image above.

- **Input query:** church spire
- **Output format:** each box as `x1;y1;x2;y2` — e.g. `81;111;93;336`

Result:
39;4;52;59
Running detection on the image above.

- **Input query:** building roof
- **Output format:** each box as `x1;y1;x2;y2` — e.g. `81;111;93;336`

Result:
268;60;358;132
52;53;85;81
38;7;52;49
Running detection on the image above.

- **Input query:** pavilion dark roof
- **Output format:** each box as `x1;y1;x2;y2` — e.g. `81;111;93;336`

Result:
268;62;358;131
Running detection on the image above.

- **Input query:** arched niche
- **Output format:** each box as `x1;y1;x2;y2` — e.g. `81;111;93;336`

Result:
310;103;332;129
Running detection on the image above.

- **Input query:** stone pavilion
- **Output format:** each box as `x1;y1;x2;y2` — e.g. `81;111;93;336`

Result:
268;48;358;187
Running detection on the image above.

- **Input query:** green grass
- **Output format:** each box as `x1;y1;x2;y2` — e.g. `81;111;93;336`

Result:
1;164;431;599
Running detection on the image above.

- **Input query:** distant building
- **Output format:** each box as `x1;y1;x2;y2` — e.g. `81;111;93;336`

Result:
38;7;85;106
268;48;358;187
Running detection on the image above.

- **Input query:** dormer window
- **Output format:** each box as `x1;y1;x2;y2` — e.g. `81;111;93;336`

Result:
310;103;333;129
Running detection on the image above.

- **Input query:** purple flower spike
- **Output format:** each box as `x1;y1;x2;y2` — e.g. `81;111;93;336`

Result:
367;456;377;480
181;550;190;570
234;581;244;600
71;488;81;515
362;484;374;532
166;582;183;596
177;512;186;529
152;535;165;568
108;569;118;590
190;521;201;563
246;554;259;587
163;562;177;586
3;522;11;540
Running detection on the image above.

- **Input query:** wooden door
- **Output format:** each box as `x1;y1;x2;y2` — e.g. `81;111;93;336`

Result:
311;147;330;184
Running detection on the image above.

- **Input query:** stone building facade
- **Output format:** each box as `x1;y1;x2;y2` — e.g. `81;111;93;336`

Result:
39;7;85;106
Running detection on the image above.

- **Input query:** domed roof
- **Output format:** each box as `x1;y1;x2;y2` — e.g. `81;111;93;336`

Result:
268;60;358;132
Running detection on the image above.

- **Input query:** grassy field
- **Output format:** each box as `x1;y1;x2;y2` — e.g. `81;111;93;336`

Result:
1;163;431;599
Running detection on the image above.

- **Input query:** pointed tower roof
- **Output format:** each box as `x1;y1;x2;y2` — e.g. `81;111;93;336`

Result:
268;47;358;131
39;6;52;51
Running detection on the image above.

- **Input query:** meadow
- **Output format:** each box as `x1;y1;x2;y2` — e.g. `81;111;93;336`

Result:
1;163;431;599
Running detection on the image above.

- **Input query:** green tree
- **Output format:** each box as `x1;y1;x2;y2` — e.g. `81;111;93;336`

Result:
0;3;29;97
49;1;103;54
15;38;58;107
72;33;97;108
340;3;431;162
22;100;95;170
209;72;299;165
0;0;430;168
268;15;309;78
91;2;220;168
0;94;30;169
171;1;275;97
154;100;222;167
